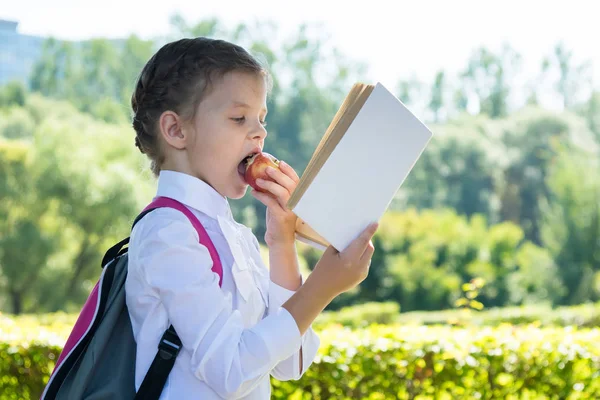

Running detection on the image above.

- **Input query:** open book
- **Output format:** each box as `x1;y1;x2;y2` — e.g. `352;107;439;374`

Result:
287;82;433;251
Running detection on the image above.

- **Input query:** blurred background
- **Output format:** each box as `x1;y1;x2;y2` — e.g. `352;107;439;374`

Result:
1;1;599;398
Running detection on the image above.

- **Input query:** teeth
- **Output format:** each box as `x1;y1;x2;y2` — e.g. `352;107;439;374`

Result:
243;153;256;166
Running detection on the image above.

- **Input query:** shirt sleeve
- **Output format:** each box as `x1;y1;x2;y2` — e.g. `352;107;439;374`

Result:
267;280;321;381
131;208;303;399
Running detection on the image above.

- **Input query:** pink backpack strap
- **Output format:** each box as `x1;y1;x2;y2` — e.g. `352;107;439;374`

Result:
143;196;223;287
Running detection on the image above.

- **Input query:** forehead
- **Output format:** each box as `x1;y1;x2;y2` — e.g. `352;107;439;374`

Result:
203;71;268;111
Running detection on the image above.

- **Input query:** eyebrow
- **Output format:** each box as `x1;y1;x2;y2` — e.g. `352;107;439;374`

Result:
231;101;267;113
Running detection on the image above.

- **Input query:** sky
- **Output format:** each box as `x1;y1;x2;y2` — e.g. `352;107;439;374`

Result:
2;0;599;110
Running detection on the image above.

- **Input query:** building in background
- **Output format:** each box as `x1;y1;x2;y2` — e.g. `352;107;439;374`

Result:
0;19;45;86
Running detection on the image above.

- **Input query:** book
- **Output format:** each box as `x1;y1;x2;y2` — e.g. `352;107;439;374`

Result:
287;82;433;251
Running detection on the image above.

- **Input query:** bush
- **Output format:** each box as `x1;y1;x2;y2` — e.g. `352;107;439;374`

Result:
2;312;600;399
315;302;400;329
313;301;600;331
0;107;35;139
345;209;563;312
396;302;600;328
272;324;600;399
0;312;69;399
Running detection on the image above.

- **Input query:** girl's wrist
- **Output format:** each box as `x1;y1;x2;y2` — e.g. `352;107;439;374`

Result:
302;270;338;303
268;241;302;291
267;239;296;252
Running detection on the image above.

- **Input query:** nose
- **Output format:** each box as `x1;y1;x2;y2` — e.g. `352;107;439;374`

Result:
252;122;267;142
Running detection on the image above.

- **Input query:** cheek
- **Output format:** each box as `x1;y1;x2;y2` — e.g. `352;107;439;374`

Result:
193;137;236;172
189;121;242;171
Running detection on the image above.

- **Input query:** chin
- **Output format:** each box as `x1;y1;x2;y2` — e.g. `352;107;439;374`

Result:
228;189;248;200
225;182;249;200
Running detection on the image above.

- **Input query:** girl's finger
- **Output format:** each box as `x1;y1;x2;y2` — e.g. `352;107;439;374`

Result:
251;189;281;210
266;167;296;193
278;160;300;184
255;179;290;209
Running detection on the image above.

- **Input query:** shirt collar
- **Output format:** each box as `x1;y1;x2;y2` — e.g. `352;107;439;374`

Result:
155;170;232;220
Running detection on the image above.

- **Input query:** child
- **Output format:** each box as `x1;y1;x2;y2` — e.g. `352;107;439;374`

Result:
127;37;379;399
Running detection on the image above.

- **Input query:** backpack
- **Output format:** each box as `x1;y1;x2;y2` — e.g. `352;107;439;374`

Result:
41;196;224;400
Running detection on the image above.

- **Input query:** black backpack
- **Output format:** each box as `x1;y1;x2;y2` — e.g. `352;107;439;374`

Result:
41;196;223;399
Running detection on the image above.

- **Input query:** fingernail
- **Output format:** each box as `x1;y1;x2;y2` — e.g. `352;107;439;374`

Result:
266;166;275;174
256;178;265;185
280;160;287;167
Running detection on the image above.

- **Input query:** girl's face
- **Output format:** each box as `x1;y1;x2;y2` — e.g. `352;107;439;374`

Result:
171;70;269;199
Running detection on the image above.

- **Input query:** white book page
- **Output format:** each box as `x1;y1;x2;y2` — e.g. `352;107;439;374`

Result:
292;82;433;251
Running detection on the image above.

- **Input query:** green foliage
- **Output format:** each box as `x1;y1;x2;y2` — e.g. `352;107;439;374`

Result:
29;36;155;121
458;44;522;118
2;311;600;399
26;18;368;241
543;43;593;109
314;300;600;330
272;324;600;399
396;302;600;328
541;146;600;304
0;343;60;400
0;95;152;314
454;277;485;311
336;208;556;311
0;107;35;139
499;107;598;244
0;81;27;108
398;113;505;221
0;312;68;399
1;16;599;314
315;302;400;329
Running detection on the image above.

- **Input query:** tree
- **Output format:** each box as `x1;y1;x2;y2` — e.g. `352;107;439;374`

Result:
168;14;222;38
459;44;521;118
355;208;555;312
499;107;598;245
0;80;27;107
29;35;153;123
541;146;600;304
0;140;58;314
583;91;600;143
543;43;592;110
429;70;446;122
396;74;423;108
0;98;149;313
397;115;503;223
0;107;35;139
116;35;156;106
30;38;75;99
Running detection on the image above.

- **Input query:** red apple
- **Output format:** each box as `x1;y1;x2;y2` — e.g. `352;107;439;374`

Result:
244;152;281;192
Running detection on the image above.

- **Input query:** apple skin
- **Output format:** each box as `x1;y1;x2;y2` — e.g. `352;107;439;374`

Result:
244;152;281;192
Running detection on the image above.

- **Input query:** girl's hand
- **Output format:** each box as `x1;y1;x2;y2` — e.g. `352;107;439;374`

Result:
311;222;378;296
250;160;299;248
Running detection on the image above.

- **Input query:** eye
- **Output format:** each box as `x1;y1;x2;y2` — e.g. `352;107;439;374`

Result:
260;120;267;127
231;117;245;124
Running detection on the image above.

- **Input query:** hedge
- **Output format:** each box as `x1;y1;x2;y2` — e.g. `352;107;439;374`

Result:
0;313;68;399
272;324;600;399
2;312;600;399
315;302;600;330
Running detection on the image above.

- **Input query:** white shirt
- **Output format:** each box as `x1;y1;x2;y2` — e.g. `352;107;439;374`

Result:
126;170;320;399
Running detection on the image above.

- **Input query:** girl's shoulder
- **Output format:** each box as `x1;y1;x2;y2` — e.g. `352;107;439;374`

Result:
130;207;201;247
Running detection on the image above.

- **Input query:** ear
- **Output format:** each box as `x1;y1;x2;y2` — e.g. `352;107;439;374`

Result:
158;110;187;150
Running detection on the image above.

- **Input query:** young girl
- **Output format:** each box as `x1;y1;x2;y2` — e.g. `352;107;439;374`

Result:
126;37;379;399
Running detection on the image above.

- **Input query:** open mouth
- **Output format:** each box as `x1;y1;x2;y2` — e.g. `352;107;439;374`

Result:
237;152;259;178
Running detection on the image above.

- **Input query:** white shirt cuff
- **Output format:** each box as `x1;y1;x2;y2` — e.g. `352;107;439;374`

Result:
268;279;302;315
251;306;301;362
